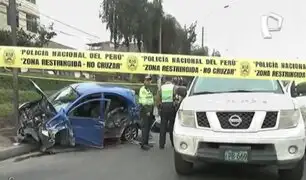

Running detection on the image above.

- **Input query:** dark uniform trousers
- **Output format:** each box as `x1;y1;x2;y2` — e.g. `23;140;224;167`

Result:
159;102;176;147
140;105;154;145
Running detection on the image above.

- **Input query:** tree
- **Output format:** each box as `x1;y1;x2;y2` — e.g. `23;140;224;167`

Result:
0;24;56;47
180;22;197;54
100;0;123;50
99;0;208;82
0;24;56;72
212;49;221;57
191;45;209;56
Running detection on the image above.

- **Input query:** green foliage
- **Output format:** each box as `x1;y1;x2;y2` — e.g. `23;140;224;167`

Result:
0;24;56;47
0;89;44;104
0;74;157;117
99;0;199;55
191;46;209;56
0;75;72;91
0;103;13;117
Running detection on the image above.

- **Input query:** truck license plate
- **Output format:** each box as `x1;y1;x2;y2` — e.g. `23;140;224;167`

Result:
224;150;248;162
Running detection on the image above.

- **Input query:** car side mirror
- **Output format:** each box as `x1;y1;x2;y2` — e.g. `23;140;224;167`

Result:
176;86;187;98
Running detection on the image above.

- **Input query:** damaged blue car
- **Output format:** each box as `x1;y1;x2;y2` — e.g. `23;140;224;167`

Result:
17;80;140;151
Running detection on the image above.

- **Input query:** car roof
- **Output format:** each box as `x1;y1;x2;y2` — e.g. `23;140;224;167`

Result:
70;82;134;96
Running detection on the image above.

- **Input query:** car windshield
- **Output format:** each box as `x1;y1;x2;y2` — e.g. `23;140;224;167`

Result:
190;77;284;95
49;86;80;112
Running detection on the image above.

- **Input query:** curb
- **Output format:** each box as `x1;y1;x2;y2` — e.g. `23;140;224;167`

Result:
0;143;38;161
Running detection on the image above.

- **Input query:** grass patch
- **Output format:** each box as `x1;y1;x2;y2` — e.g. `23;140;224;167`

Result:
0;89;43;104
0;73;158;118
0;73;154;92
0;103;13;118
0;89;54;118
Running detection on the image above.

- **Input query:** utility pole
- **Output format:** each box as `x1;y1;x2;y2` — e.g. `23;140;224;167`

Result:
201;26;204;48
157;0;162;91
9;0;19;130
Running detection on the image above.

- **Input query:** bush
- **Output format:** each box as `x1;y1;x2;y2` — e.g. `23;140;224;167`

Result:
0;74;155;92
0;75;73;91
0;89;56;104
0;103;13;117
0;74;158;118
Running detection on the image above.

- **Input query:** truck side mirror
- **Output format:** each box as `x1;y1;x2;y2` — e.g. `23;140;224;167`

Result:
296;82;306;97
290;81;298;98
176;86;187;98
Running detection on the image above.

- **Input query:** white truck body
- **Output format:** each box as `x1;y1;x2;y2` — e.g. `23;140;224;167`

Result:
173;77;305;180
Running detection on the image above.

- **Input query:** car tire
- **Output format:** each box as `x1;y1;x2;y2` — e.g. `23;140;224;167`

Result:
278;156;304;180
121;124;138;142
174;151;193;175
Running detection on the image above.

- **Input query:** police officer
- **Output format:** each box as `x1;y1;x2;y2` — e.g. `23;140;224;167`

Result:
159;76;176;149
138;75;154;150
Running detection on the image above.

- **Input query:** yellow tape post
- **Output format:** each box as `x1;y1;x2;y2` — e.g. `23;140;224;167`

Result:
0;46;305;81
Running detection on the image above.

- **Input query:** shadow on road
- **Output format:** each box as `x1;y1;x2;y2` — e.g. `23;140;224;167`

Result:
12;138;137;162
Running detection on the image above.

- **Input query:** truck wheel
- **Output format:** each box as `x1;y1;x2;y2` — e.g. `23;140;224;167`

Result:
174;151;193;175
278;157;304;180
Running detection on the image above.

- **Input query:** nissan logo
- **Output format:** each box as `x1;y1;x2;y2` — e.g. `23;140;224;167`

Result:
228;115;242;127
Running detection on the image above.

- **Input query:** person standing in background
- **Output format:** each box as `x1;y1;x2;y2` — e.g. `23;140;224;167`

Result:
159;76;176;149
138;75;154;150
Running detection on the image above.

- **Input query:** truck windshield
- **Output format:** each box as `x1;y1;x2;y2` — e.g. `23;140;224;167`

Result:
190;77;284;95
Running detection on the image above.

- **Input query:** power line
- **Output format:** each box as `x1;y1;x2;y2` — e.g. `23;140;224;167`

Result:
39;12;101;39
2;1;102;40
0;10;99;41
0;11;94;42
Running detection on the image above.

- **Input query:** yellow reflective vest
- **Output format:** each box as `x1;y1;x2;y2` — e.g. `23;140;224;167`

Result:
138;86;154;106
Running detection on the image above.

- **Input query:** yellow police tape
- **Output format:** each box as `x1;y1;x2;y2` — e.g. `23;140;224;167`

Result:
0;46;306;81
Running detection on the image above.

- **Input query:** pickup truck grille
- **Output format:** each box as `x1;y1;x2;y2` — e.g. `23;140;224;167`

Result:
216;112;254;129
261;111;278;128
196;112;210;127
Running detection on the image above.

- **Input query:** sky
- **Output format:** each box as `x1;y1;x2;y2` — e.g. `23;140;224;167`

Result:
37;0;306;60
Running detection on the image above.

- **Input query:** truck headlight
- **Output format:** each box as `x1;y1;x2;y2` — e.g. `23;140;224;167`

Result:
41;130;49;137
278;109;300;129
178;110;196;127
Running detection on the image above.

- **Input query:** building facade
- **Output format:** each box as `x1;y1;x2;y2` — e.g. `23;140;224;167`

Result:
0;0;39;33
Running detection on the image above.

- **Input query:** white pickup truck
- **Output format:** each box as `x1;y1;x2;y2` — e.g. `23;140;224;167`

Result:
173;77;306;180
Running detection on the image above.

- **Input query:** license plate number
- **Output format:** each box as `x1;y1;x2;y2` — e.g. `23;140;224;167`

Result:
224;150;248;162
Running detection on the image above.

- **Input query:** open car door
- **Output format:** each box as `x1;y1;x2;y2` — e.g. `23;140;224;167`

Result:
67;95;109;148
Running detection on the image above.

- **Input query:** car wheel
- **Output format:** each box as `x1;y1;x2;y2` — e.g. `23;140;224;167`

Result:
278;156;304;180
121;124;138;142
174;150;193;175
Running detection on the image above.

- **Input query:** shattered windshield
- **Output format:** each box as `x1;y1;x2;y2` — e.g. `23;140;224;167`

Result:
49;86;79;112
191;77;284;95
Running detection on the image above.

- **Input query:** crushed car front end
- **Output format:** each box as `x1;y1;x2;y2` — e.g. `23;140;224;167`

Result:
17;80;75;152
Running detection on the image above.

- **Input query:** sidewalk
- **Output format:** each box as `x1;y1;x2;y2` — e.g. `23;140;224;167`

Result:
0;127;37;161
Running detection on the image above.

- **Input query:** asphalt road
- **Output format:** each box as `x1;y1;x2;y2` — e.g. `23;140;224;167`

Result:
0;134;305;180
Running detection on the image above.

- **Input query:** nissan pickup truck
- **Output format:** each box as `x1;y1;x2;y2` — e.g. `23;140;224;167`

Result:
173;77;305;180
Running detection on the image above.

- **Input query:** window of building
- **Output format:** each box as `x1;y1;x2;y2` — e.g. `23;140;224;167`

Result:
26;0;36;4
26;14;38;33
6;6;19;27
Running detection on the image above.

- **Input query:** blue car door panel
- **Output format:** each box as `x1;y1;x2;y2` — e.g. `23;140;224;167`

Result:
68;98;107;147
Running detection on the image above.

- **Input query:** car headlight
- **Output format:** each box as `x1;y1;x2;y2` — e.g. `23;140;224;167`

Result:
177;110;196;127
278;109;300;129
